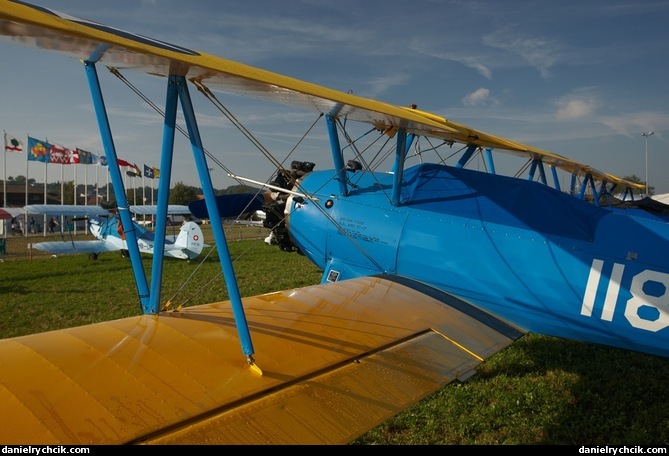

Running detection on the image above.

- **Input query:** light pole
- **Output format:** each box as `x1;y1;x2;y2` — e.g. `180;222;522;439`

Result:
642;131;654;195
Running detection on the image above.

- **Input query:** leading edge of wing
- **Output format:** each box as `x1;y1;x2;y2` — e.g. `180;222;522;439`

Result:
24;204;109;217
0;2;637;188
0;1;460;136
0;274;525;445
0;1;635;186
0;1;538;151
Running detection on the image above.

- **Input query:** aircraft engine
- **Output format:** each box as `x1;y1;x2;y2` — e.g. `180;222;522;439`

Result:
263;160;315;252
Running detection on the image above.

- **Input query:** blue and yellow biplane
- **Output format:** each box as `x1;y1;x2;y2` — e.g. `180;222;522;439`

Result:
0;0;667;445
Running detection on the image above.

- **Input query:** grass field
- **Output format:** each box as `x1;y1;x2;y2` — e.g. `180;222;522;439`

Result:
2;225;669;445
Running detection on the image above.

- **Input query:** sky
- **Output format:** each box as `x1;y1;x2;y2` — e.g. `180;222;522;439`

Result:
1;0;668;195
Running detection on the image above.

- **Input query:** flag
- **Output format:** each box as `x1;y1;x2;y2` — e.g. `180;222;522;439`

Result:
99;156;108;166
70;148;80;164
49;144;72;164
77;148;94;164
153;167;160;179
129;163;142;177
27;137;51;162
118;158;141;177
4;132;23;153
143;164;154;179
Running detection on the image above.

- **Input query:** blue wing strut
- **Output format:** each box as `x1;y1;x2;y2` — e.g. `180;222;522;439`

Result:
83;62;256;363
175;75;256;360
84;59;151;309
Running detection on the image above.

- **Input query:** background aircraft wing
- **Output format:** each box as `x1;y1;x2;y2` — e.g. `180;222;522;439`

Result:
233;219;264;227
32;240;119;254
24;204;109;217
130;205;192;215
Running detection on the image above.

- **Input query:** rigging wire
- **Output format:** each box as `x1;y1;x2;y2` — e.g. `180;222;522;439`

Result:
107;68;236;179
191;78;324;213
513;158;534;179
108;68;417;299
190;79;323;173
108;68;332;307
108;68;256;307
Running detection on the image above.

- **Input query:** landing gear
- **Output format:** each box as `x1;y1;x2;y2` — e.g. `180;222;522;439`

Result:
262;202;297;252
264;232;277;246
88;252;99;260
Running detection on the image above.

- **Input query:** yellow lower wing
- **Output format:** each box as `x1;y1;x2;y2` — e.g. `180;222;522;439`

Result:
0;275;524;444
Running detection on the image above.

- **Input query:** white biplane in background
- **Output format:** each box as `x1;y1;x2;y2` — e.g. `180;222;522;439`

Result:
24;204;206;260
1;0;668;445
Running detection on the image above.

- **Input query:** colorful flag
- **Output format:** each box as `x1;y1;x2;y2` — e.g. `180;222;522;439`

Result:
4;132;23;153
49;144;72;164
27;137;51;163
77;148;94;164
129;163;142;177
70;148;80;164
143;164;154;179
99;156;108;166
117;158;141;177
153;167;160;179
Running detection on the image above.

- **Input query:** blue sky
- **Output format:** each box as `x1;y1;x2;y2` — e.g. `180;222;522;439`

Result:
1;0;668;194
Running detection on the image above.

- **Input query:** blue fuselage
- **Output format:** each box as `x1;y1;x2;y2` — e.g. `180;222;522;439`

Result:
287;163;669;358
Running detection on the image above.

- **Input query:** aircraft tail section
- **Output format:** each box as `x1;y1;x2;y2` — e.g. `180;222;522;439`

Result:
172;221;206;259
188;193;265;219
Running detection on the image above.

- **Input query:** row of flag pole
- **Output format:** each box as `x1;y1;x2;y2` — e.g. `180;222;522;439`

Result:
4;132;160;179
3;131;161;207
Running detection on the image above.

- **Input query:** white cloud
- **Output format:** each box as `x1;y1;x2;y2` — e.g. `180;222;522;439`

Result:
599;111;669;138
554;97;598;121
462;88;498;107
406;37;494;80
365;74;410;99
483;27;562;79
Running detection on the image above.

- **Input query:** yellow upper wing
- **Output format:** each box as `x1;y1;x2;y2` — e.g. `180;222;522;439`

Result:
0;0;642;190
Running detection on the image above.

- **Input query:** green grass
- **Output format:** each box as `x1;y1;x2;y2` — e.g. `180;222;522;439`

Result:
355;336;669;445
2;227;669;445
0;225;321;337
